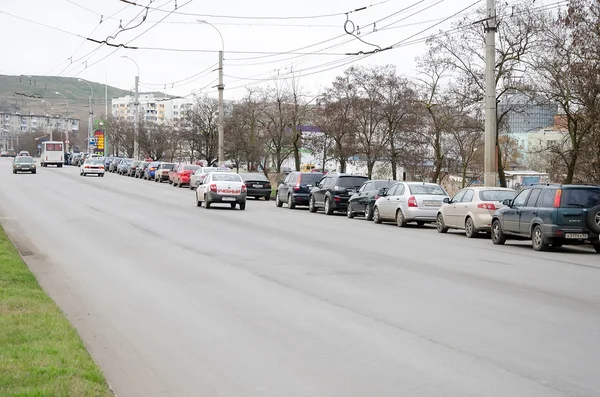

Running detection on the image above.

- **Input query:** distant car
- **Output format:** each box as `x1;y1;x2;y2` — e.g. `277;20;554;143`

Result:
155;162;175;183
195;172;247;210
103;156;113;169
127;160;142;177
6;149;16;157
144;161;161;180
12;156;36;174
135;161;149;178
109;157;122;173
18;150;30;157
281;166;293;175
347;180;396;220
168;164;181;184
117;159;133;175
372;182;449;226
80;159;105;177
308;173;369;215
190;167;219;190
172;164;200;187
491;184;600;252
276;172;324;209
0;150;8;157
240;172;272;200
436;187;516;238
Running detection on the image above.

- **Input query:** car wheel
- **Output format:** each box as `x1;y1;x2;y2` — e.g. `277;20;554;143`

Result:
347;203;354;218
593;244;600;253
324;198;333;215
396;209;407;227
587;205;600;234
230;203;236;209
373;207;382;224
364;204;373;221
100;174;104;177
239;202;246;211
32;171;36;174
205;200;211;209
465;217;477;238
82;173;86;177
264;195;271;201
309;196;317;213
416;221;425;226
288;194;296;209
436;213;449;234
491;219;506;245
196;196;202;207
275;193;283;207
532;225;549;251
12;170;16;174
173;181;178;187
178;182;183;188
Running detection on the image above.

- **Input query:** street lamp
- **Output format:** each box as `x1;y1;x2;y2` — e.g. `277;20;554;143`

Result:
121;55;140;159
55;91;70;152
198;20;225;165
78;79;94;154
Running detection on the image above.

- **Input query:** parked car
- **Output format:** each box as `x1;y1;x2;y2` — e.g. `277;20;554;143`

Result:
80;158;105;177
491;184;600;252
109;157;123;173
168;164;181;184
0;150;8;157
172;164;201;187
117;159;133;175
239;173;272;200
436;187;516;238
12;156;36;174
347;180;396;220
190;167;219;190
135;161;150;178
276;172;324;209
103;156;114;169
372;182;449;227
195;172;247;210
308;173;369;215
127;160;142;177
144;161;161;180
155;162;175;182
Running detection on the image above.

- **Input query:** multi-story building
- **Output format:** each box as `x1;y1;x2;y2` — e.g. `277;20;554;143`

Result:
112;94;195;124
1;112;79;150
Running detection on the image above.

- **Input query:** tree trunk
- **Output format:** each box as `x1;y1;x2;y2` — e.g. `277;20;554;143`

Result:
367;160;375;179
390;139;397;180
497;146;507;187
462;163;468;188
293;129;301;171
339;158;347;173
565;153;578;184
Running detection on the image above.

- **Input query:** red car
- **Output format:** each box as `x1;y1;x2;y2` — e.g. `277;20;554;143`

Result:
168;164;182;184
172;164;201;188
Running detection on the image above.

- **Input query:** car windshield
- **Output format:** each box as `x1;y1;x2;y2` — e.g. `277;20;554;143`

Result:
213;174;243;182
337;176;369;188
300;173;324;184
373;180;394;189
479;190;516;202
183;165;200;171
86;159;103;165
132;161;141;166
160;163;175;170
561;188;600;208
241;173;268;181
202;167;217;173
408;184;446;195
15;156;34;163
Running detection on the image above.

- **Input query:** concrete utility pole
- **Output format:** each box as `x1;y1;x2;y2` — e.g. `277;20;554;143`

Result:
122;56;140;160
78;79;94;154
484;0;498;187
55;92;69;152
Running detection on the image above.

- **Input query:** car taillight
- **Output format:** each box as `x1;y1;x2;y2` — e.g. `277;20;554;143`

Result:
477;203;497;210
210;184;217;192
242;184;247;193
150;167;156;170
265;183;271;189
375;195;381;200
408;196;418;207
99;166;104;169
294;175;302;191
554;189;562;208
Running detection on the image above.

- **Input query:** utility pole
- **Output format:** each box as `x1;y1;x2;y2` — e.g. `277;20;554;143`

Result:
484;0;497;187
218;50;224;165
88;95;93;153
134;75;139;160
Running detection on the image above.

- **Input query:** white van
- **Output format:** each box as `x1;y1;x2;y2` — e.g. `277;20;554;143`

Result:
40;141;65;167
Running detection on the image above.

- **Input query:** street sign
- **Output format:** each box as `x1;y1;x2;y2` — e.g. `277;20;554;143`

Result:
37;144;41;149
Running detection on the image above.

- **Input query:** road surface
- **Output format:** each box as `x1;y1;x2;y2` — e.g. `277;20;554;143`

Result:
1;158;599;397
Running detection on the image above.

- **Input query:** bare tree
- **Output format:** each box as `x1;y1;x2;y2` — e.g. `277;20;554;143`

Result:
180;96;219;165
260;83;294;173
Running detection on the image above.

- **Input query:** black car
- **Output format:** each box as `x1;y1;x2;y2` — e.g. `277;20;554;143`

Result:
347;179;395;220
491;184;600;252
276;172;324;209
240;173;272;200
308;173;369;215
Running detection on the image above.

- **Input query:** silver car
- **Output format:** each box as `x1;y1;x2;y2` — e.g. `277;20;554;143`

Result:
189;167;219;190
373;182;449;227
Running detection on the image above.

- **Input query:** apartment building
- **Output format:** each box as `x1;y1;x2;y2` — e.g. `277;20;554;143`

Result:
112;94;194;124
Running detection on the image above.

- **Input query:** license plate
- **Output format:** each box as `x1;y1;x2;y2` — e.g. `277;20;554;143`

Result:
565;233;588;239
222;197;235;201
423;200;441;207
252;184;263;188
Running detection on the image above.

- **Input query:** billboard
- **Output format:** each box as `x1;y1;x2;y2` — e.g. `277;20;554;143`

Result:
94;130;105;155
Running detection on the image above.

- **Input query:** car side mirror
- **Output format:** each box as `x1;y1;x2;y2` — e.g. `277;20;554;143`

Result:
502;199;512;207
443;197;450;204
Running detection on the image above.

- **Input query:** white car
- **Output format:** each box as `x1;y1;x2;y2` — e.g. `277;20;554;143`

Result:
80;159;105;177
436;187;516;238
189;166;220;190
195;172;247;210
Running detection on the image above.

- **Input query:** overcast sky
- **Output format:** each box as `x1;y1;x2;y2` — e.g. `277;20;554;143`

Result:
1;0;560;102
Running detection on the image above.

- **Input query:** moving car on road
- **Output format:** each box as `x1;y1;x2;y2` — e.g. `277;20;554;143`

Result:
40;141;64;167
12;156;36;174
308;173;369;215
189;167;218;190
491;184;600;252
373;182;449;227
240;172;271;200
80;159;105;177
195;172;247;210
172;164;200;187
436;187;516;238
155;162;175;182
276;171;324;209
347;179;395;220
18;150;30;157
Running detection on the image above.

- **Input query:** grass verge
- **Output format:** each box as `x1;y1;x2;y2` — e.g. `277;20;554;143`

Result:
0;226;113;397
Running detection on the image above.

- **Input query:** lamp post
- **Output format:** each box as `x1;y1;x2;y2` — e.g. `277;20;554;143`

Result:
121;56;140;160
55;92;69;152
78;79;94;154
198;20;225;165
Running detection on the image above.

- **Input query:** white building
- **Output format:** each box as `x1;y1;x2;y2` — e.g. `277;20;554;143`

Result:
1;112;79;150
112;94;194;124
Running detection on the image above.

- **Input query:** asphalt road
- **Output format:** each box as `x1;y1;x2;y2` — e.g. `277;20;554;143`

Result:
1;158;599;397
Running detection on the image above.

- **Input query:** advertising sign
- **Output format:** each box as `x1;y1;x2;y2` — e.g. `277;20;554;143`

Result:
94;130;105;155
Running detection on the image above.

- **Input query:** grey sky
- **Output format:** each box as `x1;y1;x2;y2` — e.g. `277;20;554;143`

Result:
1;0;561;100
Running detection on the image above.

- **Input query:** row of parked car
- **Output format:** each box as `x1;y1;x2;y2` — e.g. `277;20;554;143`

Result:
273;171;600;253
